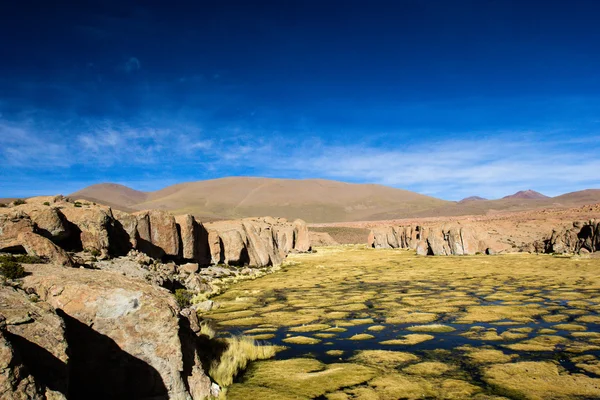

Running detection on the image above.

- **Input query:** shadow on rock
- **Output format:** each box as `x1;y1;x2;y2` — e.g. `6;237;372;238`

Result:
56;309;168;399
4;331;69;395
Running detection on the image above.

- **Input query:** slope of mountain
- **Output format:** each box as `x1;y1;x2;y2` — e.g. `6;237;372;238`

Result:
71;178;600;223
71;183;147;212
502;190;549;200
72;177;450;222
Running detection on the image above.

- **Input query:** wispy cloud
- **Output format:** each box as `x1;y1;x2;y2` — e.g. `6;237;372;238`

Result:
0;120;70;167
1;114;599;200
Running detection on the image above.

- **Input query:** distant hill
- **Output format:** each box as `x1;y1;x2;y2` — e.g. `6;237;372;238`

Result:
71;178;600;223
72;177;449;223
502;190;549;200
459;196;488;203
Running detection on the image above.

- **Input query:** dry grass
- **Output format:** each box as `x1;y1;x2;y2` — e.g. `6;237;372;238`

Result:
282;336;321;345
380;334;435;346
349;333;375;341
406;324;455;333
403;361;456;376
484;361;600;399
209;336;282;387
288;323;330;332
349;350;418;369
226;358;377;399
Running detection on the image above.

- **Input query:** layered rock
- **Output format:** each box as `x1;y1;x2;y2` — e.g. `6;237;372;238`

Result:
368;223;493;255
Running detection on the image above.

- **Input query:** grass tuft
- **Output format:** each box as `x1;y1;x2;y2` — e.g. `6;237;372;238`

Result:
209;335;281;387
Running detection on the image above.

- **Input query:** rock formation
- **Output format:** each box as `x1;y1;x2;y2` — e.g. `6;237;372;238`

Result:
0;197;313;399
544;220;599;254
0;197;311;268
368;223;496;255
368;219;600;256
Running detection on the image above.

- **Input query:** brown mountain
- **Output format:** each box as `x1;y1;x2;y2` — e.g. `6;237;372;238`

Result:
71;178;600;223
71;177;450;223
502;190;549;200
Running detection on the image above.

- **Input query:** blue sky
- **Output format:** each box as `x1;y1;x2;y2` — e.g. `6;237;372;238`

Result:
1;0;599;200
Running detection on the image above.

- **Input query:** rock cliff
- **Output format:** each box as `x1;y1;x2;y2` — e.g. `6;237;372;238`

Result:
368;223;497;255
368;219;600;256
0;197;311;268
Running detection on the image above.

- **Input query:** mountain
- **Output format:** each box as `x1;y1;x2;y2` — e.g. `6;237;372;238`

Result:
71;183;147;212
458;196;488;203
71;177;450;223
71;178;600;223
502;190;549;200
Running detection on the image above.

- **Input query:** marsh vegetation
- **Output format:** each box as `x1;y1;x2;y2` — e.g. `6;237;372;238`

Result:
202;245;600;399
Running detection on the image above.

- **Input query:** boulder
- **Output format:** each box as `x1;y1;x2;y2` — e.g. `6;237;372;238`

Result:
59;206;114;256
113;210;139;248
23;265;211;399
219;227;248;266
293;219;311;252
180;263;199;274
0;211;35;251
207;230;223;265
134;211;180;260
28;208;71;243
17;232;74;268
175;214;198;261
242;221;272;267
272;223;295;257
148;211;180;258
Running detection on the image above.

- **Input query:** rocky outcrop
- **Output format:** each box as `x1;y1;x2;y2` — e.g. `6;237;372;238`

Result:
0;212;74;267
368;223;494;255
544;220;600;254
203;217;311;267
59;206;115;256
22;264;211;399
27;208;71;244
1;199;310;268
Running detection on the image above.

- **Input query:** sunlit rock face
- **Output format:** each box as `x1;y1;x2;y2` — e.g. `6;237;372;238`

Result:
368;223;493;255
0;198;311;268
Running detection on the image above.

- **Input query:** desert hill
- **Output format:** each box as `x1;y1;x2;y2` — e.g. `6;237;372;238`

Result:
72;177;449;223
70;178;600;223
